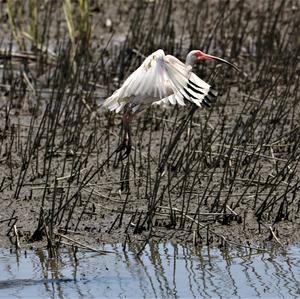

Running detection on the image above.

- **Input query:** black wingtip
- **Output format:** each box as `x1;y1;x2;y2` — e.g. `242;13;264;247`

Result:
202;87;218;108
183;87;197;99
202;97;212;108
208;88;218;98
187;82;204;95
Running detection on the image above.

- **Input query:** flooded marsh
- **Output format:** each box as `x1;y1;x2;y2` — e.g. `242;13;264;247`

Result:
1;243;300;298
0;0;299;297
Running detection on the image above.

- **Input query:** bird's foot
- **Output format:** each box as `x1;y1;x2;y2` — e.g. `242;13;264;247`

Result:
116;139;131;161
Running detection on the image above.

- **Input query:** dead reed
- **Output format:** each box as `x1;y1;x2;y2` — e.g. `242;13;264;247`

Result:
0;0;299;253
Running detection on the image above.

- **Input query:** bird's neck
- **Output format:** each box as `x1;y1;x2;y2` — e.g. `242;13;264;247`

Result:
185;52;196;67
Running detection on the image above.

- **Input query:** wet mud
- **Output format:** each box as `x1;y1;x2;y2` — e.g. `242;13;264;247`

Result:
0;0;299;253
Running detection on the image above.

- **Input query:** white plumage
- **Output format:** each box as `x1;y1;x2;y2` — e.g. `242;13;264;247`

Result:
103;48;239;159
103;49;217;113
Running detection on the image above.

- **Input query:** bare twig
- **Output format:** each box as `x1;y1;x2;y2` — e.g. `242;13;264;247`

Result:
55;233;114;254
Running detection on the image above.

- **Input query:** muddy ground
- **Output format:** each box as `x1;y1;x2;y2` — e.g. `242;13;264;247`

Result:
0;0;299;253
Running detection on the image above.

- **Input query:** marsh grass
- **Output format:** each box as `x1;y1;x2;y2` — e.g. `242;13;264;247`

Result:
0;0;299;253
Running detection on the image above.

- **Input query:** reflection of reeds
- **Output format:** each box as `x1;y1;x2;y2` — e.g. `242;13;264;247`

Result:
0;0;299;252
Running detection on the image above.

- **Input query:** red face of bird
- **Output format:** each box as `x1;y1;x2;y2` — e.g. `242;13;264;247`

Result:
187;50;240;72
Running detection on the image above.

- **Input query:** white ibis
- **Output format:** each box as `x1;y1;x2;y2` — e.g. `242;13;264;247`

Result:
103;49;239;159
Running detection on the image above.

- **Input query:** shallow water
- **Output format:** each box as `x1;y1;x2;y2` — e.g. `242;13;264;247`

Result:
0;243;299;298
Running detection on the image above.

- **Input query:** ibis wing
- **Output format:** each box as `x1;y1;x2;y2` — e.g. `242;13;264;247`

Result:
103;49;175;112
153;55;217;108
103;49;217;113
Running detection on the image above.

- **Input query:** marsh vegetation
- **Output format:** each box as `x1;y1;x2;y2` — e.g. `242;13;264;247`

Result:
0;0;299;255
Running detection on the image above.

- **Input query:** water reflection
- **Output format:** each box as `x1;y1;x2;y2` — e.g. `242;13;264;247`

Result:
0;242;299;298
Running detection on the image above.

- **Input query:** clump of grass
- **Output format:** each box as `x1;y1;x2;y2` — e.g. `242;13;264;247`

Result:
6;0;44;51
63;0;91;45
6;0;26;50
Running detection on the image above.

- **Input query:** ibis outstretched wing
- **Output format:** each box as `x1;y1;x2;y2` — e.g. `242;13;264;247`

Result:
153;55;217;108
103;49;217;112
103;49;172;112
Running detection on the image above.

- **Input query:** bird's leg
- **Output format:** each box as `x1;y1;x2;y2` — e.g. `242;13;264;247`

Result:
117;106;133;160
123;111;132;153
